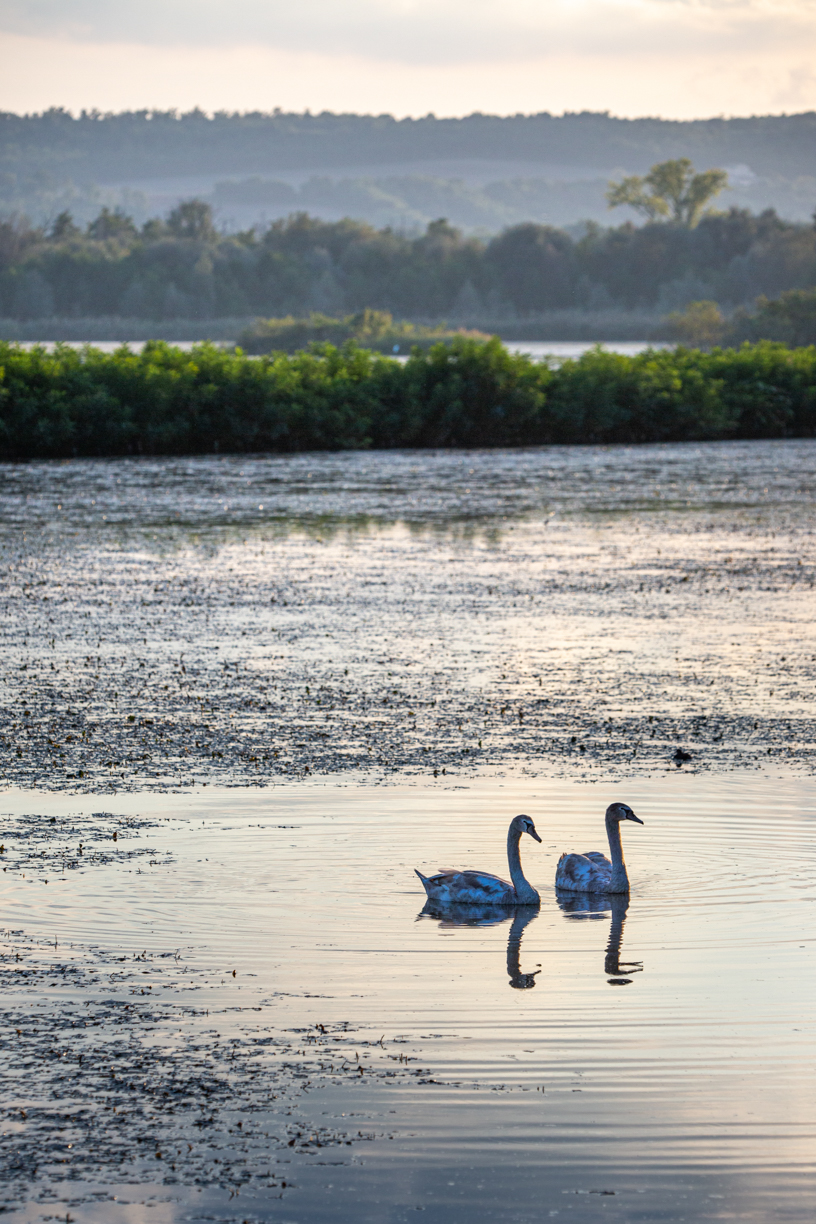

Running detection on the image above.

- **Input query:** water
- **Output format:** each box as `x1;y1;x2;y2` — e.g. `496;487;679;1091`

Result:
6;436;815;529
4;440;816;794
2;772;816;1221
505;340;669;360
8;340;666;359
9;340;204;354
2;439;816;1220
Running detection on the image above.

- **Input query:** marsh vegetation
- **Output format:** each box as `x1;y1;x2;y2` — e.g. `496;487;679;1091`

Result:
2;335;816;461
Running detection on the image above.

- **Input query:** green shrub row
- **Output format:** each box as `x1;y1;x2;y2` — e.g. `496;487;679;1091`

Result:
237;309;490;355
1;336;815;460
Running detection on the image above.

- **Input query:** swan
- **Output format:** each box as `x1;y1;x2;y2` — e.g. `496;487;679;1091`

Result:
415;814;541;906
554;802;643;894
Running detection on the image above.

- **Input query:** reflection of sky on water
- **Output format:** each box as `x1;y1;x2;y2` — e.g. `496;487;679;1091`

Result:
2;774;816;1220
557;891;644;984
419;900;542;988
2;436;815;794
3;442;816;1216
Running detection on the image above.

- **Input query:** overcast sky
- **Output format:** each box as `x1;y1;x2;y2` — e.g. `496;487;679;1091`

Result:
1;0;815;118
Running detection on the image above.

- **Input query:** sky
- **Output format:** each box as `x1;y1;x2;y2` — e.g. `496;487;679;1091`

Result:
1;0;815;119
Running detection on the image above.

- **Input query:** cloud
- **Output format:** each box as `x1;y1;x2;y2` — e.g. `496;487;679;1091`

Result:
3;0;816;67
2;29;816;119
2;0;816;119
773;63;816;108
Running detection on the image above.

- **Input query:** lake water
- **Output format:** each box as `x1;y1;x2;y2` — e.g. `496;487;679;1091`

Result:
4;439;816;792
508;341;669;360
2;439;816;1221
2;770;816;1223
8;340;666;359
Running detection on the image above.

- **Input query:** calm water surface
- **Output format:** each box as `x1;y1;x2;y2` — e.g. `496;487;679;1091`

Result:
10;340;666;359
3;440;816;1220
2;771;815;1222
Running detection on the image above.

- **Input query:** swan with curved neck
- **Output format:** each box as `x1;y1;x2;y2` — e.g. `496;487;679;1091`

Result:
415;815;542;906
555;803;643;894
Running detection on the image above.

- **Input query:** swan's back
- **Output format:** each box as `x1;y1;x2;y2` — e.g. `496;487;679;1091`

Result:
415;868;515;907
555;851;612;893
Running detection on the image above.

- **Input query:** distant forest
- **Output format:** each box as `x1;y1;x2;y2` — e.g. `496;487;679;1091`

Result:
4;109;816;179
1;200;815;324
3;108;816;231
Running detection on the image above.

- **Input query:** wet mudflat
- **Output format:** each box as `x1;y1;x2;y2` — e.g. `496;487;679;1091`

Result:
1;441;816;1221
1;440;816;790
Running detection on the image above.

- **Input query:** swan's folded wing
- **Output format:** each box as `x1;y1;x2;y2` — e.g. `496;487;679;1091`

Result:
583;851;610;866
424;869;462;884
458;870;513;891
555;851;611;891
425;868;514;904
430;869;512;889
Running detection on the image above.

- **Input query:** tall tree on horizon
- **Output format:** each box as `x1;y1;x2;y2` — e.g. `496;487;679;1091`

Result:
607;159;729;228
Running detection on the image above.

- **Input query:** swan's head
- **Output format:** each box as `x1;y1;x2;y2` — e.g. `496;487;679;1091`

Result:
606;802;643;825
512;814;542;842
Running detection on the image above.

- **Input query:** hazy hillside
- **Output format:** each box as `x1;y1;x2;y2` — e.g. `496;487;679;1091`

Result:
4;109;816;179
208;171;816;234
2;109;816;231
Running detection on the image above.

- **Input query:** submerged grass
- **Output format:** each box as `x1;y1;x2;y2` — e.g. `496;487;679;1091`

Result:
1;335;816;460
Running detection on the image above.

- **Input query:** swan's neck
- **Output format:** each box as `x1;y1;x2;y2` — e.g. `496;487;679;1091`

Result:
507;827;538;903
605;817;630;893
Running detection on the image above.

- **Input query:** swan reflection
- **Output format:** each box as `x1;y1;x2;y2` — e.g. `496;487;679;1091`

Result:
419;901;541;989
556;892;643;985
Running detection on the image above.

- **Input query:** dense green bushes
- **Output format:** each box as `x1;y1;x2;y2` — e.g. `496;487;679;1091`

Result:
1;336;815;460
237;309;489;355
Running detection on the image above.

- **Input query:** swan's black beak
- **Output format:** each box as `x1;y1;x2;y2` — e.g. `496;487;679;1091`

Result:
626;813;644;824
528;827;542;842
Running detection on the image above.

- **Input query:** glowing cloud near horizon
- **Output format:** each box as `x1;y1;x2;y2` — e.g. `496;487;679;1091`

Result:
1;0;815;117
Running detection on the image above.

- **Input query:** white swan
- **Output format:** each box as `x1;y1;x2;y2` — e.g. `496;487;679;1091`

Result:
555;802;643;894
415;814;542;906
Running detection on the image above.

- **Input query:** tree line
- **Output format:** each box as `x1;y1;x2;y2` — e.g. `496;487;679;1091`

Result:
3;108;816;181
2;336;814;461
2;195;816;323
